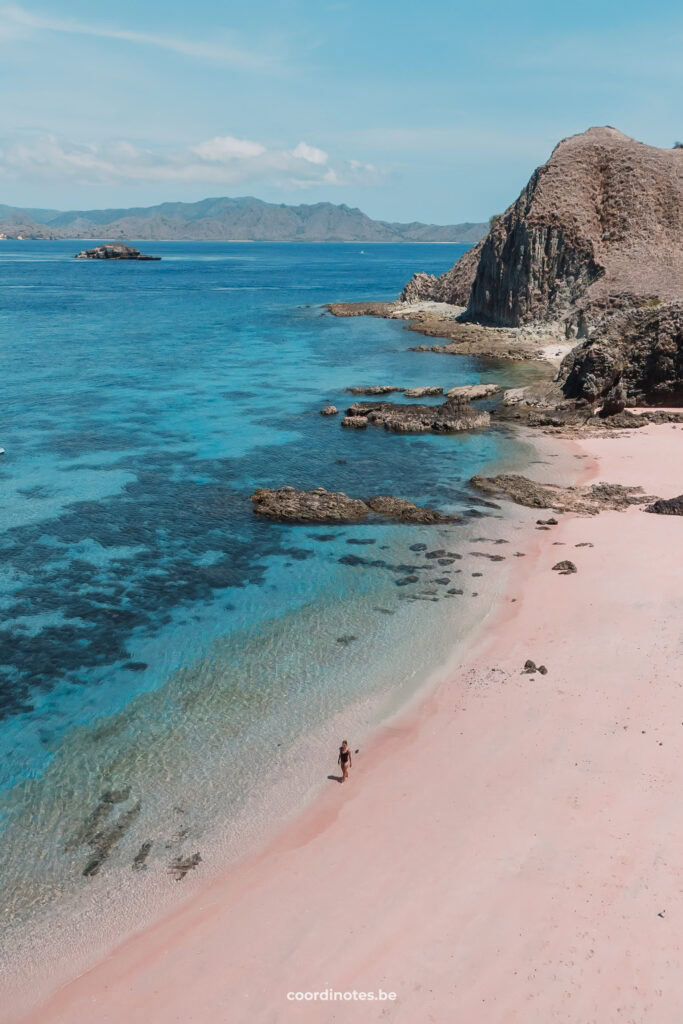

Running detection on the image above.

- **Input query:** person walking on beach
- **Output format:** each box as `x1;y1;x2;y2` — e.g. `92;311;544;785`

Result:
338;740;352;782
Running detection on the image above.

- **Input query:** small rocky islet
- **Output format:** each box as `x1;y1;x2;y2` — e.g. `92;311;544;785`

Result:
75;243;161;261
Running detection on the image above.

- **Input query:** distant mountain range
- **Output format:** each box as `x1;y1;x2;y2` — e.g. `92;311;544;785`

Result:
0;196;487;243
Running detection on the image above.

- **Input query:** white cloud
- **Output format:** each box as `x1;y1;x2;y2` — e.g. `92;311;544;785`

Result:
291;141;328;165
0;133;380;191
0;4;273;69
191;136;267;161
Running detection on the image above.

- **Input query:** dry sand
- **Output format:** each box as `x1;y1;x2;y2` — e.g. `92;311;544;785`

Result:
9;423;683;1024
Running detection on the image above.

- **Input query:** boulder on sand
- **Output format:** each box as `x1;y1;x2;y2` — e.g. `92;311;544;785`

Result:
646;495;683;515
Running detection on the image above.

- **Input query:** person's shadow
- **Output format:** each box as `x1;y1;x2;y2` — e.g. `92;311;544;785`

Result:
327;774;343;784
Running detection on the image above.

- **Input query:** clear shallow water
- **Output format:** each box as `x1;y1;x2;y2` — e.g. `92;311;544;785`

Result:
0;240;534;978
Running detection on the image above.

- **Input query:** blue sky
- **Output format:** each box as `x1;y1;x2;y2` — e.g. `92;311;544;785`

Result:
1;0;681;221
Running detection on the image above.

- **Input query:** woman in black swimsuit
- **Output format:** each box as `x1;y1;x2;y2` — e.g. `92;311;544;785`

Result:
338;740;352;782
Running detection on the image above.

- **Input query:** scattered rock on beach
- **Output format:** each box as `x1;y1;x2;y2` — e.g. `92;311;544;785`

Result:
537;517;559;525
471;474;657;515
646;495;683;515
552;560;577;575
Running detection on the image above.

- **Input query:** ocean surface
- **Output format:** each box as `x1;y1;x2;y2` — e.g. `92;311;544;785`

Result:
0;240;540;984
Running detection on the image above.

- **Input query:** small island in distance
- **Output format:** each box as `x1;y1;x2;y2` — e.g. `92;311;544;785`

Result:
0;195;487;244
75;243;161;261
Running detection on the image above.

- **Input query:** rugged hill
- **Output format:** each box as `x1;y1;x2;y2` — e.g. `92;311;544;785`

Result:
0;196;487;244
401;128;683;404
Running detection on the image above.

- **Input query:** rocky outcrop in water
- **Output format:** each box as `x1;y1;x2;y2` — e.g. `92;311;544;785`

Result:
347;385;405;395
345;396;490;434
446;384;500;401
75;244;161;261
251;486;459;524
399;240;485;305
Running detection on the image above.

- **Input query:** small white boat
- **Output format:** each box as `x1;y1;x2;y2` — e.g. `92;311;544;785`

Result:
0;448;4;455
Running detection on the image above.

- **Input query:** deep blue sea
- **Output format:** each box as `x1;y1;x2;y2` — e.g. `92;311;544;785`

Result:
0;240;539;976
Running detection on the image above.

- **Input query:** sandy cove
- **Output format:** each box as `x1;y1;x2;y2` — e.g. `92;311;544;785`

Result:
10;422;683;1024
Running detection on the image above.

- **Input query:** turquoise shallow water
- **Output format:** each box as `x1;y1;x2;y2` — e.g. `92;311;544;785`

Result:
0;240;534;975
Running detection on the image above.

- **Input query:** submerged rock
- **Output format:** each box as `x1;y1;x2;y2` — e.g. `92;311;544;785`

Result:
251;486;460;524
168;852;202;881
133;841;153;871
347;385;404;395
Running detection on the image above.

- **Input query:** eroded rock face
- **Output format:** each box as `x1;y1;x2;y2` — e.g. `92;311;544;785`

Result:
399;240;485;305
470;474;656;514
345;397;490;434
560;302;683;405
466;128;683;328
251;486;459;524
398;128;683;405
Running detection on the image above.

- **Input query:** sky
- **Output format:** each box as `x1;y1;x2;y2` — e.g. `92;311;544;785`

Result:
0;0;681;222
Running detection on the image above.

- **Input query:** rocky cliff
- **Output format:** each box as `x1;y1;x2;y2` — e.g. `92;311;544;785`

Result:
401;128;683;404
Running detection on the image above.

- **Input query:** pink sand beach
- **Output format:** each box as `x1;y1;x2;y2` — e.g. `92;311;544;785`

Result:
8;422;683;1024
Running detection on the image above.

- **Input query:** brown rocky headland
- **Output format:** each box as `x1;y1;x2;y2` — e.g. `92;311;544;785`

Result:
329;127;683;416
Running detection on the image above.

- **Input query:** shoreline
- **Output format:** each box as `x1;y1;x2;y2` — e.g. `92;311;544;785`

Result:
12;421;681;1022
326;300;572;366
